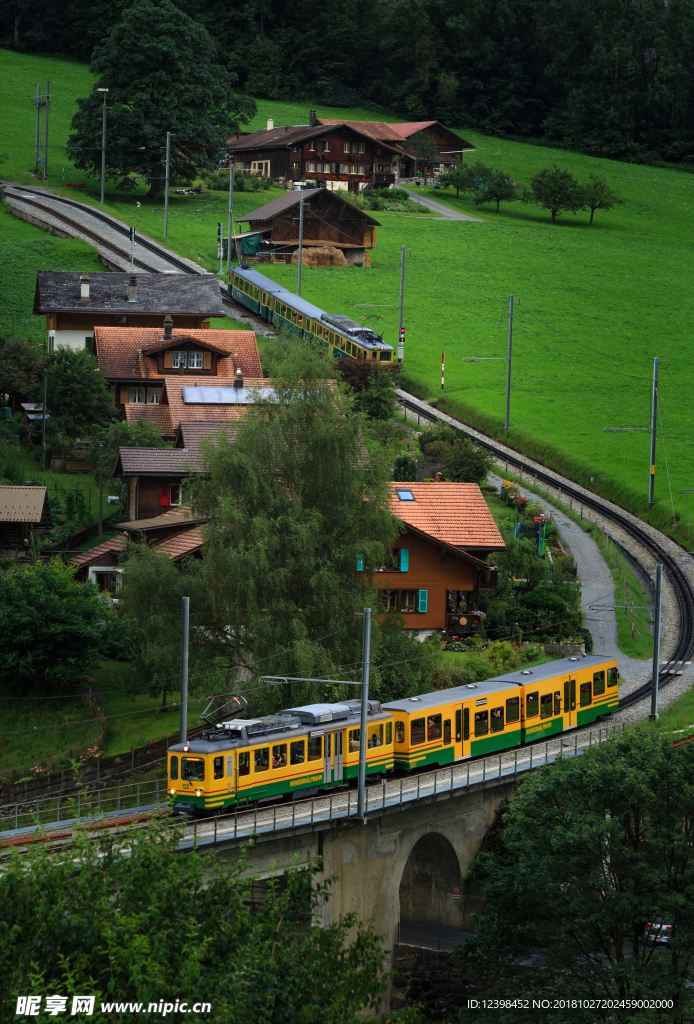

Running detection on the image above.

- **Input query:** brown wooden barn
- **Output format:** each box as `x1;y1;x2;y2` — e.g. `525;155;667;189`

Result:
0;487;52;559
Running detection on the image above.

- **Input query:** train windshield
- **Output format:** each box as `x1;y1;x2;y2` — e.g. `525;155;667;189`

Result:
181;757;205;781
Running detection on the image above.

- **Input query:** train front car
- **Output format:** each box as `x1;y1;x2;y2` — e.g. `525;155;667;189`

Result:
229;266;285;320
167;700;393;815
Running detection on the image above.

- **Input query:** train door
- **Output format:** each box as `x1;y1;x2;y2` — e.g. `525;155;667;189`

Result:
226;753;235;797
456;703;473;758
334;730;344;781
324;732;332;784
563;675;577;728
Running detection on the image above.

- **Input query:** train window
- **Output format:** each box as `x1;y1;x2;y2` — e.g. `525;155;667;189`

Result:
608;667;618;687
297;316;304;327
238;752;250;776
307;735;322;760
213;756;224;780
290;740;305;765
170;755;178;780
564;679;577;711
386;722;392;744
395;721;405;743
580;681;592;707
554;691;562;715
463;707;470;741
593;671;605;695
349;728;360;752
540;693;553;719
455;709;462;742
411;718;426;745
272;744;287;769
181;757;205;781
368;724;384;748
444;719;451;744
506;696;520;723
526;692;539;718
474;710;489;737
427;714;442;741
275;301;280;312
254;747;269;773
490;707;504;733
281;305;287;317
379;351;391;361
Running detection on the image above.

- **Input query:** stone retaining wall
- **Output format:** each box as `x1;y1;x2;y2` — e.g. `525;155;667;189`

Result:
390;944;472;1020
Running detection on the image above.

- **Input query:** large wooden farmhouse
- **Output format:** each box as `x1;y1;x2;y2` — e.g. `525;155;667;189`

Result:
34;272;226;353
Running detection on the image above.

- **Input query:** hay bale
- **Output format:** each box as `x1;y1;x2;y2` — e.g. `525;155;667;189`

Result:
291;246;348;268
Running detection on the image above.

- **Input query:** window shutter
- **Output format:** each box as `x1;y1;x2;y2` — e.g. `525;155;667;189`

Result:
418;590;428;613
164;350;173;369
399;549;409;572
203;351;212;370
119;386;129;404
160;484;170;507
356;554;364;572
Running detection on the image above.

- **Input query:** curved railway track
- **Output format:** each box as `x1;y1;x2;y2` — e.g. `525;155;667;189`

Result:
3;184;200;275
396;392;694;712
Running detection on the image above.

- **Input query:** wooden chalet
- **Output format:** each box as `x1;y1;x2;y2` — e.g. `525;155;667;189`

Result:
317;118;475;178
34;272;226;354
93;320;260;437
369;483;505;636
227;113;402;191
0;486;52;559
237;188;380;265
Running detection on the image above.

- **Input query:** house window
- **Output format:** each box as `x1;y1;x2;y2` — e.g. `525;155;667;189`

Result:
188;351;203;369
292;145;300;152
160;483;181;508
358;142;365;153
400;590;417;612
324;141;331;152
116;316;127;324
339;164;351;174
171;351;187;368
357;165;365;175
84;336;94;352
309;141;316;151
146;389;161;404
128;387;145;404
305;162;315;173
291;161;300;172
396;489;415;501
343;141;350;153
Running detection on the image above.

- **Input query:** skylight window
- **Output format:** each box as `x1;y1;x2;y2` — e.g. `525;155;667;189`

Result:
396;489;415;501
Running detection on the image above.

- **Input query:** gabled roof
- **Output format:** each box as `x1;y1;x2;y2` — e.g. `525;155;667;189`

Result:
162;376;270;430
174;421;241;453
94;326;261;380
155;528;203;560
317;118;405;143
238;187;381;226
34;272;226;316
141;336;234;358
113;447;203;478
124;404;174;437
390;482;505;550
115;507;205;534
387;121;439;137
227;121;401;154
0;486;52;526
67;536;127;568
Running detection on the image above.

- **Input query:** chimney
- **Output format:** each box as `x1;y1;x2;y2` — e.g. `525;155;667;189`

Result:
267;116;274;131
234;366;244;389
128;274;137;303
163;315;173;341
80;273;90;301
309;109;317;127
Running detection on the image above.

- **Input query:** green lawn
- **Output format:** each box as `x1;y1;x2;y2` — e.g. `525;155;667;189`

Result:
4;50;694;544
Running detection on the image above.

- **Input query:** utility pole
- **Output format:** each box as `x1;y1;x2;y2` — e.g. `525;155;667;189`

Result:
398;244;405;335
180;596;190;743
357;607;372;818
648;356;659;508
130;226;135;271
505;295;513;431
297;185;305;297
218;222;223;275
98;446;104;544
35;84;41;172
97;88;108;205
40;368;47;472
650;563;663;721
44;80;50;177
164;132;172;238
227;152;234;279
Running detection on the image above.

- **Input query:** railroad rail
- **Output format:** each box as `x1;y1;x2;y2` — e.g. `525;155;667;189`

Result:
3;184;200;275
396;389;694;711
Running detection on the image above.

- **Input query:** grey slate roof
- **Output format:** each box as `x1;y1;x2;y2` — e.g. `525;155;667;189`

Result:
34;272;226;316
238;188;381;226
113;447;202;478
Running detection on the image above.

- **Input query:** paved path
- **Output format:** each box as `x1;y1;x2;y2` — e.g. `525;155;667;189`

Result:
489;472;652;687
401;187;482;222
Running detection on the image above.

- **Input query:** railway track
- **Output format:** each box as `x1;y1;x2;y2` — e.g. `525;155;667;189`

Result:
3;184;200;275
395;390;694;712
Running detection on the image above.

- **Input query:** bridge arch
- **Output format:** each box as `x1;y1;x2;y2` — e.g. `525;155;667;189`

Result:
398;831;465;931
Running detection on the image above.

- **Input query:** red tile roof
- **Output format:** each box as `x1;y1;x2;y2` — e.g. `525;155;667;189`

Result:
94;327;261;381
386;121;438;137
67;536;127;568
390;483;505;550
116;507;204;533
316;118;404;144
124;404;174;437
162;376;269;432
155;528;203;560
114;447;202;476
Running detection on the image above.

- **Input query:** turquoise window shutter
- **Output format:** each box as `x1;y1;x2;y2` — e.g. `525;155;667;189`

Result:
418;590;428;613
356;554;364;571
400;549;409;572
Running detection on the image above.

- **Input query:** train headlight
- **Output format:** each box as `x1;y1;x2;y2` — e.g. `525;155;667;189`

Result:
196;790;202;797
170;788;176;795
183;745;189;752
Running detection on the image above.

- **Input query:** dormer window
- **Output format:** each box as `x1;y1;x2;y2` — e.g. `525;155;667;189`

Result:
396;489;415;501
188;351;203;369
171;351;187;368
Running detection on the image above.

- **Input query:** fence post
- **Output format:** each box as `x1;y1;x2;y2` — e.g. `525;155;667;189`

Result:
451;765;454;792
254;808;257;834
514;748;518;774
61;771;64;791
311;798;314;826
417;774;420;801
499;753;502;779
434;769;437;796
57;796;60;822
118;786;120;812
98;789;101;813
15;803;18;829
545;741;548;764
97;759;100;783
382;778;387;808
25;781;27;801
400;778;403;806
530;746;533;770
467;762;470;789
273;804;276;832
131;748;134;769
366;787;368;815
292;800;296;830
214;816;217;844
483;758;486;783
575;733;578;757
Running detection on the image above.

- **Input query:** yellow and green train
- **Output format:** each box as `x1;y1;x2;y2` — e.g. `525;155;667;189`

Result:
229;265;394;363
168;655;618;814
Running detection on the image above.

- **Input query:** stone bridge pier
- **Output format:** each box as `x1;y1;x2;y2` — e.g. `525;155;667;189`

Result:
214;778;517;1001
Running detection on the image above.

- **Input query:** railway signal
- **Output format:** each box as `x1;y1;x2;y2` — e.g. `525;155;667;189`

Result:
398;326;405;366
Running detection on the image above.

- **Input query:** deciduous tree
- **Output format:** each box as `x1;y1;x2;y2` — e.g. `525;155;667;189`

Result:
46;348;114;435
482;168;517;212
583;171;620;224
67;0;256;199
445;160;473;198
526;163;585;222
